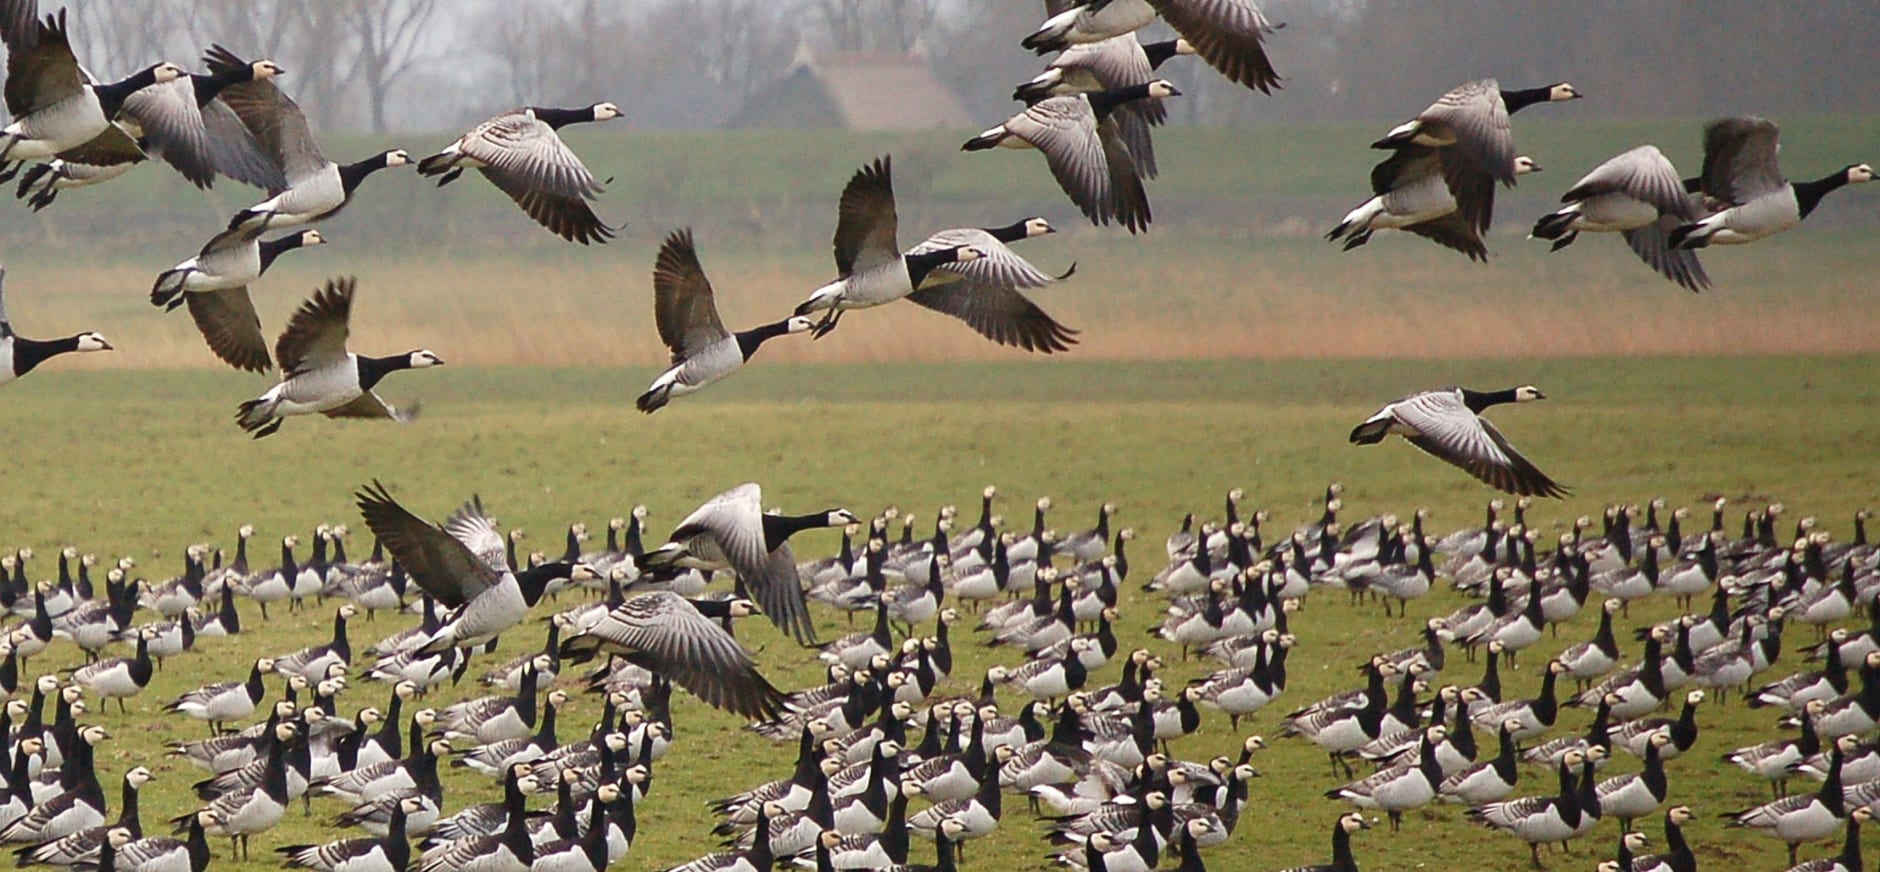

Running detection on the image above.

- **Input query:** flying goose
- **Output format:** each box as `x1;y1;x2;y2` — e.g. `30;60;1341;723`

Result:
1021;0;1282;95
356;483;593;654
416;103;620;244
1328;147;1541;261
1372;80;1582;234
234;278;441;438
561;589;785;720
13;151;135;210
1350;386;1567;498
0;6;184;180
149;228;326;373
204;46;409;232
1531;145;1709;292
635;228;812;413
0;268;111;386
640;482;855;645
1669;117;1874;249
903;217;1079;353
1014;36;1195;178
962;82;1179;232
790;156;985;337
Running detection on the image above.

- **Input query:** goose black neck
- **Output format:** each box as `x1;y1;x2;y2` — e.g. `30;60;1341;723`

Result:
1500;85;1557;115
731;318;800;361
527;106;599;129
1460;387;1520;413
1795;169;1857;219
258;233;313;274
338;152;400;193
980;218;1036;244
1087;83;1159;121
1330;821;1356;870
191;64;256;107
902;247;965;287
10;334;88;376
93;65;166;119
355;353;418;392
1143;39;1185;69
762;511;839;552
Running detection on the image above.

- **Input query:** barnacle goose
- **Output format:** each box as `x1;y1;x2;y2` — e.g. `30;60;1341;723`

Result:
1351;385;1567;498
417;103;620;243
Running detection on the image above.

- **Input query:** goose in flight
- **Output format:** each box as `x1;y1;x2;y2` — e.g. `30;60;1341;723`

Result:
0;266;111;386
1532;145;1710;292
1350;386;1568;499
1022;0;1283;95
417;103;620;244
560;590;786;720
234;278;440;437
905;217;1079;353
1670;116;1874;250
635;228;811;413
355;482;595;654
640;482;857;645
152;228;326;373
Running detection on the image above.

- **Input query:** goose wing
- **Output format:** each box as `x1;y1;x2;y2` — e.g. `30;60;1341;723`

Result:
1370;144;1441;195
1099;114;1152;232
1563;146;1697;221
322;391;416;423
1700;117;1784;204
1113;107;1160;178
831;156;899;277
441;496;509;574
1416;80;1516;187
757;541;817;646
668;485;814;643
910;229;1058;290
650;228;730;362
52;122;146;166
201;99;289;191
1388;390;1567;498
1145;0;1282;94
1006;96;1112;226
906;283;1079;353
203;45;325;184
2;6;83;118
1622;217;1710;293
119;77;217;187
355;481;504;609
1402;210;1488;262
564;592;784;719
462;112;612;244
273;277;352;377
184;287;271;373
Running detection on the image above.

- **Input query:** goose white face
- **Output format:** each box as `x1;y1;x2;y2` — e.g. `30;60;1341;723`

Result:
1850;164;1876;184
1514;385;1545;402
252;60;285;80
1513;156;1542;175
1023;217;1054;237
1173;38;1197;56
1146;79;1182;99
153;63;186;83
1549;83;1583;101
408;350;444;368
385;150;412;167
826;509;860;526
592;102;623;121
75;332;112;352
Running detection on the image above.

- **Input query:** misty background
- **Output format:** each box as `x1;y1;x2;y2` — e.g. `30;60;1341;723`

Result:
56;0;1880;134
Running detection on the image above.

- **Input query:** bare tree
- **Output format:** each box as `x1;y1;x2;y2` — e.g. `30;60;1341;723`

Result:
341;0;440;133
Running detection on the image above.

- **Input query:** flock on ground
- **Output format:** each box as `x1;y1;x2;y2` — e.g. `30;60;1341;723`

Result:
1;0;1878;871
4;482;1880;872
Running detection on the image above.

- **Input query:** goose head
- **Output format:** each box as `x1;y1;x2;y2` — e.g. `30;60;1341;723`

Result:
1513;156;1543;175
1339;811;1371;832
151;63;186;83
589;102;623;122
1546;83;1583;101
1022;217;1055;238
1846;164;1875;185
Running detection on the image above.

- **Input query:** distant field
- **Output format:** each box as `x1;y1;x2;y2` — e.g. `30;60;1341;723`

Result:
2;357;1878;872
2;120;1877;367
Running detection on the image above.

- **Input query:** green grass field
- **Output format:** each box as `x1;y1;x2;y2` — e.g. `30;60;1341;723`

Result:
3;357;1879;871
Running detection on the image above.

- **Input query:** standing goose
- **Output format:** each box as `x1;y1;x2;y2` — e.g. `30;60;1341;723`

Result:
274;794;419;872
1723;734;1857;864
640;482;856;645
149;228;326;373
204;45;409;232
0;6;184;179
1272;812;1368;872
1325;726;1446;830
356;484;591;654
1020;0;1282;95
1530;145;1709;292
1329;147;1541;261
67;630;153;713
635;228;812;413
902;217;1078;353
1670;117;1874;249
0;268;111;386
1787;807;1871;872
165;658;272;735
1014;36;1195;178
1372;80;1582;234
416;103;620;244
235;278;441;438
1350;386;1567;498
1594;730;1672;831
1467;749;1586;869
962;82;1179;232
791;157;985;337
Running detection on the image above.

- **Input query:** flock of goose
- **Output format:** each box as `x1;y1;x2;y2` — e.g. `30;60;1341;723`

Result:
4;482;1880;872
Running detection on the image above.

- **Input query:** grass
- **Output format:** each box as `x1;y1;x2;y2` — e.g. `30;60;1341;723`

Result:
3;356;1879;871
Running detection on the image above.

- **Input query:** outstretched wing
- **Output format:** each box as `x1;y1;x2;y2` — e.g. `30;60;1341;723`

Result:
355;481;503;608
